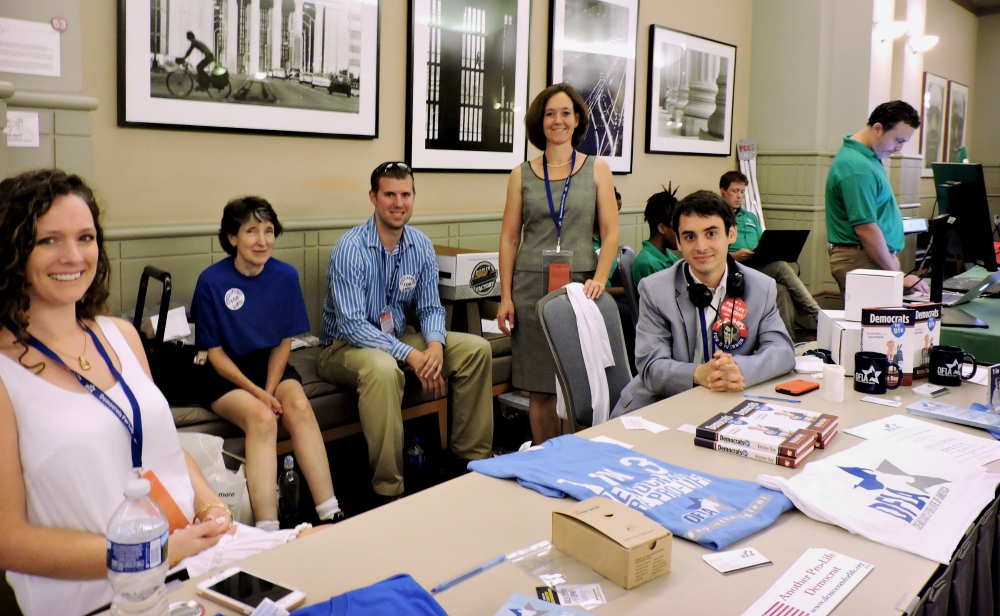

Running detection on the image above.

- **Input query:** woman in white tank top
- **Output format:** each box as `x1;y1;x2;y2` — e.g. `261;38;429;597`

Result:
0;171;322;616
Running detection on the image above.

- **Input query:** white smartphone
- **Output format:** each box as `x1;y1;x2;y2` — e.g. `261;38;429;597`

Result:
195;567;305;614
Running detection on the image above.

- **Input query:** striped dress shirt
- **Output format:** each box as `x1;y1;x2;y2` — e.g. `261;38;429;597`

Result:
321;215;446;361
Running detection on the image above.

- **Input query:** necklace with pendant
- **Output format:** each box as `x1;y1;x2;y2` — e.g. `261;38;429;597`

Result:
32;325;91;370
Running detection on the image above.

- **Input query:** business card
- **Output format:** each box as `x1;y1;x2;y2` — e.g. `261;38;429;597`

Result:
703;547;772;574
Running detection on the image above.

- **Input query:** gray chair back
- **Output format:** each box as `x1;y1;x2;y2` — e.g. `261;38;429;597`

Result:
618;246;640;327
536;288;633;432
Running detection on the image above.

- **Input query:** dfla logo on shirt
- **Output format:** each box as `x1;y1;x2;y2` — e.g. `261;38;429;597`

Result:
839;460;951;526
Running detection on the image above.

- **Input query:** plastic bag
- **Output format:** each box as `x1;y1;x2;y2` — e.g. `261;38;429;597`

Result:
178;432;254;525
506;540;627;610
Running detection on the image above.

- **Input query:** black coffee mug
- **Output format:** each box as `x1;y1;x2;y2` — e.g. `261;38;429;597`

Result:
854;351;902;395
929;345;977;386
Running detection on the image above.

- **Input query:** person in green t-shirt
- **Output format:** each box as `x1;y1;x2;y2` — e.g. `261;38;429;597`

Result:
722;171;818;338
825;100;928;295
633;184;681;284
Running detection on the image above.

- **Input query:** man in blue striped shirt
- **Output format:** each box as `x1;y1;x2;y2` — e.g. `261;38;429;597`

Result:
317;162;494;500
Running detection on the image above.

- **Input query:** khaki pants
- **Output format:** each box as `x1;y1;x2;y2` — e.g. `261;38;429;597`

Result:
317;327;494;496
829;245;899;296
757;260;820;338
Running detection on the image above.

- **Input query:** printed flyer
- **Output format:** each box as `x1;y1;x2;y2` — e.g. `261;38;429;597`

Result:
740;548;873;616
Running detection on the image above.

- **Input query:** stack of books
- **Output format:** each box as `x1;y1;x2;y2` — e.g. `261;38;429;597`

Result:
695;400;839;468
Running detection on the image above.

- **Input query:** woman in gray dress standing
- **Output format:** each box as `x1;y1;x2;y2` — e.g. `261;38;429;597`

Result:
497;83;620;444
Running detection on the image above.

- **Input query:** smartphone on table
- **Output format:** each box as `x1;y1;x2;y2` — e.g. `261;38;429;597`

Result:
196;567;305;614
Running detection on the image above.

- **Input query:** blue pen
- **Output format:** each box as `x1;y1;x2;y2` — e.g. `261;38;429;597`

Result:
743;393;802;404
430;554;506;594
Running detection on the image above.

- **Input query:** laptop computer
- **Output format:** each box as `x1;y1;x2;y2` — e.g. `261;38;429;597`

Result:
745;230;810;268
944;273;1000;293
904;271;1000;307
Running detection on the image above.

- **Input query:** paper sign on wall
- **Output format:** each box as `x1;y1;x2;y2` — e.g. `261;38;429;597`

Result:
5;111;40;148
0;16;61;77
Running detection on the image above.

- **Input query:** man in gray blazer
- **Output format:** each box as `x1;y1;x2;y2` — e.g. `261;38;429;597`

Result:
613;190;795;417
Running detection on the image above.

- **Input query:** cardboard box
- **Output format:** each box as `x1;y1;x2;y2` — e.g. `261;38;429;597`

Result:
817;309;846;351
831;320;863;374
552;497;671;590
859;303;942;384
844;269;903;321
434;246;500;300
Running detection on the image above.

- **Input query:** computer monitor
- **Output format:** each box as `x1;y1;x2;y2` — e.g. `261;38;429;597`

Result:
931;162;998;272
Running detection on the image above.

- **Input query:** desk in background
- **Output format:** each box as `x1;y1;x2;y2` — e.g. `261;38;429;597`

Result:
164;378;998;615
942;297;1000;364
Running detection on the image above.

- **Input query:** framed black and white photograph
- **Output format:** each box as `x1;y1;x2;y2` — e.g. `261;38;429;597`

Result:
548;0;639;173
945;80;968;163
118;0;380;138
645;25;736;157
920;72;947;177
405;0;531;172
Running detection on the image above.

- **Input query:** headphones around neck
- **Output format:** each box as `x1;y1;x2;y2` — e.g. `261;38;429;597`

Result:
684;254;745;308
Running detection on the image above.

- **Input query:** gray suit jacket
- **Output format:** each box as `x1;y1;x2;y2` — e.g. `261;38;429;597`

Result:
612;260;795;416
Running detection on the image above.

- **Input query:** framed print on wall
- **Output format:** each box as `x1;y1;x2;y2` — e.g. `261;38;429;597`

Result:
406;0;531;172
945;80;969;163
645;25;736;157
920;72;948;177
548;0;639;173
118;0;380;138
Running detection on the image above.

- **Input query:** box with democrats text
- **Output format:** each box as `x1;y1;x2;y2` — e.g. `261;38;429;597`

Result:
860;304;941;385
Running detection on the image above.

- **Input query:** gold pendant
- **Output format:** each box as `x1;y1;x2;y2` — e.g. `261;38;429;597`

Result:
79;356;91;370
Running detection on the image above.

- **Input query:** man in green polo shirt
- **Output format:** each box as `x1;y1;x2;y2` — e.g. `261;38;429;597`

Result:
722;171;818;338
826;100;928;295
633;185;681;284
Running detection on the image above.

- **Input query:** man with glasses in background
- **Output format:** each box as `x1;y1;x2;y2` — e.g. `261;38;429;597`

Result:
317;162;494;503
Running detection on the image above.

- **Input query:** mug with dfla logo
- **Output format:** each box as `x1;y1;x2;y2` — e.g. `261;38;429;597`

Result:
853;351;901;395
929;345;977;386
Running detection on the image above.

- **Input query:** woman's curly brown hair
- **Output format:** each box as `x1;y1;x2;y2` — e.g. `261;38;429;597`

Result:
0;169;111;365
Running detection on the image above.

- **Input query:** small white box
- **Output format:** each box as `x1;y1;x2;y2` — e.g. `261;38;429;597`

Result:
434;246;500;300
817;309;846;351
832;320;863;374
844;269;903;321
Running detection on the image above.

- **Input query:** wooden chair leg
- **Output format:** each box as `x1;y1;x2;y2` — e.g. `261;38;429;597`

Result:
438;399;448;450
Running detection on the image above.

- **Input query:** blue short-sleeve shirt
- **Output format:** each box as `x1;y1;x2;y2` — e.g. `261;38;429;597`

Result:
191;257;311;358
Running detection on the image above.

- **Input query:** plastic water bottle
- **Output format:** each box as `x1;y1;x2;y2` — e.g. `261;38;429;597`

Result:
106;478;169;616
278;455;300;525
407;438;426;468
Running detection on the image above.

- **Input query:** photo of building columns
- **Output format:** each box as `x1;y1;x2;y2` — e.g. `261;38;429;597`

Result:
656;43;729;142
149;0;364;112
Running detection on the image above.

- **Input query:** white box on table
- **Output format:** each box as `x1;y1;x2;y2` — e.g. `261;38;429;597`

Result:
817;309;846;351
832;320;863;374
845;269;903;321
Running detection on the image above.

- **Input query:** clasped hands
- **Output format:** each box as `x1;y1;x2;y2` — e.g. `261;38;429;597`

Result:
694;350;745;392
405;341;447;398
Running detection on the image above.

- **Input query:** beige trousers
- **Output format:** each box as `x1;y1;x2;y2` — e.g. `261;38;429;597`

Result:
757;260;820;338
317;327;494;496
829;245;899;296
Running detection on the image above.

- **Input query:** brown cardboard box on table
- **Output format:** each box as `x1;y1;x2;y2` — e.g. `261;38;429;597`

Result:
552;497;672;590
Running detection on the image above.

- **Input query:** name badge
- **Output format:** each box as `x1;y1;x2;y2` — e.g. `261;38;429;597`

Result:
380;308;395;335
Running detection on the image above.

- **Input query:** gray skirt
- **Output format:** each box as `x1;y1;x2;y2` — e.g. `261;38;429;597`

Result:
510;269;594;393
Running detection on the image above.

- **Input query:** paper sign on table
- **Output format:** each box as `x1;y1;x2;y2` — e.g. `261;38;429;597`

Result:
844;414;1000;465
590;435;634;449
740;548;873;616
678;424;697;434
860;395;902;407
620;416;670;433
703;547;772;574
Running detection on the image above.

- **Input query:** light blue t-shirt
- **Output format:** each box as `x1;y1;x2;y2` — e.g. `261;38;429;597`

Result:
469;435;793;550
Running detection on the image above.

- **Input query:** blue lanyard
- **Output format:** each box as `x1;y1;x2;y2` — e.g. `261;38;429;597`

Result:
5;319;143;470
542;150;577;250
380;234;404;309
699;309;712;362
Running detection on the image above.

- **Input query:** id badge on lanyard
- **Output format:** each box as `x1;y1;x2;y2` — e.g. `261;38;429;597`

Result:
381;241;403;336
542;150;576;293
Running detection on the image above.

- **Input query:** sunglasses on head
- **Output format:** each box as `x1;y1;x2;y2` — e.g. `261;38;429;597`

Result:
371;161;412;183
